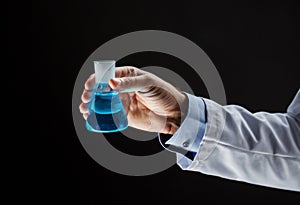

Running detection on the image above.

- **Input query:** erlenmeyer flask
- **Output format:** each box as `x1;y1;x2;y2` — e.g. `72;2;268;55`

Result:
86;60;128;133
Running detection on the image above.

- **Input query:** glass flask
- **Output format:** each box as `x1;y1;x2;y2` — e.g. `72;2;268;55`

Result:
86;60;128;133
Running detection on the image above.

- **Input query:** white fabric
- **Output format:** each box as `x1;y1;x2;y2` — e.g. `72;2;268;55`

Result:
165;93;205;152
175;89;300;191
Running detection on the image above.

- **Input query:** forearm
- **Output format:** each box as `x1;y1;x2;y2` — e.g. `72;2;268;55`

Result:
161;89;300;191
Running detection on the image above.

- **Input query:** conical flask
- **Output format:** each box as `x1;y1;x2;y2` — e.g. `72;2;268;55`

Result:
86;60;128;133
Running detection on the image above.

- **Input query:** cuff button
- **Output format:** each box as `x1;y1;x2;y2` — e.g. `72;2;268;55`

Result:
183;141;189;148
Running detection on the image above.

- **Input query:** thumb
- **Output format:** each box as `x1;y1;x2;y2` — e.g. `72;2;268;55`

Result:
109;75;152;92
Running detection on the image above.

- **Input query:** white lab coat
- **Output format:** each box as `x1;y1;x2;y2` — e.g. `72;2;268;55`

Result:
176;89;300;191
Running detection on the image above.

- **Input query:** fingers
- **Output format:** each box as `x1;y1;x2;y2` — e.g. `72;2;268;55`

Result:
85;67;143;89
81;89;93;103
85;74;95;90
79;103;89;120
83;113;88;120
79;74;95;120
109;74;153;92
79;102;89;113
115;66;144;78
80;67;148;120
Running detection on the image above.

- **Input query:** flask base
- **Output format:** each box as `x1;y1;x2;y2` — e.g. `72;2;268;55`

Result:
86;110;128;133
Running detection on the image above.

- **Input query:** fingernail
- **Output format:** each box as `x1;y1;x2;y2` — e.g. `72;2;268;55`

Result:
110;78;121;88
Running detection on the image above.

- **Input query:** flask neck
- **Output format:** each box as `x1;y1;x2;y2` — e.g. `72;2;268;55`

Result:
96;82;112;93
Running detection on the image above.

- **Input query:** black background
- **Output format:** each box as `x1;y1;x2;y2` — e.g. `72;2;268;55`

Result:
11;0;300;203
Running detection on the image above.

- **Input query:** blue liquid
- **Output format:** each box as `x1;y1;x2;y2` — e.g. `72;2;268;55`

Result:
86;85;128;133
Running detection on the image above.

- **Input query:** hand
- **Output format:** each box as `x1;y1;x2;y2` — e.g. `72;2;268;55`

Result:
79;66;188;134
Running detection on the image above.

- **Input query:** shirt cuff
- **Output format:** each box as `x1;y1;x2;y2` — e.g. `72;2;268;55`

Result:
165;93;207;153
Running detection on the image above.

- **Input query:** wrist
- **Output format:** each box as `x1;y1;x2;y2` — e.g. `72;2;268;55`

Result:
168;93;188;134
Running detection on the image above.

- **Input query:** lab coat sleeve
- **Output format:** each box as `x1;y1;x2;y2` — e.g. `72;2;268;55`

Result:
182;89;300;191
